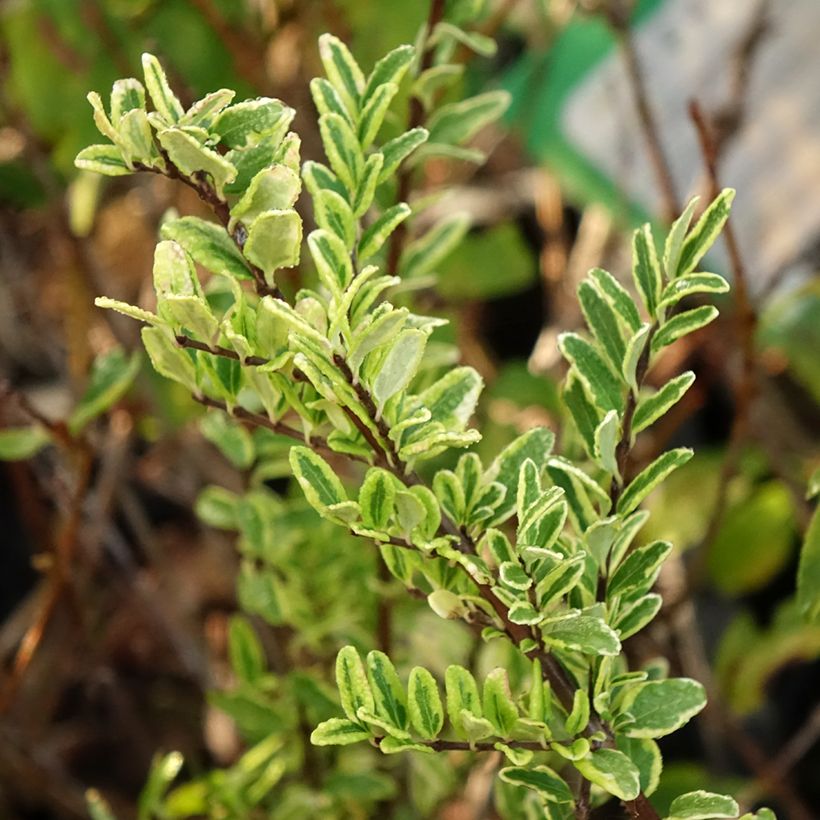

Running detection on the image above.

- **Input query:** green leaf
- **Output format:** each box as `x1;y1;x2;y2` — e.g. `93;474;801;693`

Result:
200;411;254;469
558;332;624;413
351;152;384;217
433;470;465;524
589;267;642;333
311;718;371;746
364;44;415;100
417;366;483;431
632;224;662;315
487;428;554;522
366;650;408;732
180;88;235;129
620;678;706;738
407;667;444;739
499;561;532;591
617;448;693;515
578;280;627;371
594;410;620;475
565;689;590;735
399;213;470;280
616;735;662;796
663;197;698;280
498;766;573;804
290;446;347;511
110;77;146;126
431;21;497;57
358;204;411;261
158;128;236;196
141;53;183;124
335;646;374;723
563;375;601;457
426;91;510;146
614;594;662;639
0;426;50;461
574;749;640;801
651;306;719;352
373;329;427;412
608;541;672;598
319;112;364;193
482;668;519;736
313;188;356;250
227;615;265;683
543;615;621;656
535;555;585;608
74;144;130;176
622;323;652;395
445;665;482;737
139;751;184;818
379;127;429;182
676;189;735;277
68;348;140;435
310;77;352;123
319;33;365;114
633;372;696;434
161;217;251;281
668;790;740;820
359;468;396;530
413;64;464;111
231;165;301;228
658;273;729;310
141;326;198;393
798;506;820;624
212;98;293;149
358;82;398;148
244;209;302;279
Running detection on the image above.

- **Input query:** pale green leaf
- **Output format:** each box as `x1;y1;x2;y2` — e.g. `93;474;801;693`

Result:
574;748;640;800
594;410;620;476
244;209;302;279
335;646;374;723
651;306;719;352
141;326;198;393
407;667;443;739
498;766;573;804
141;53;183;124
74;144;130;176
358;82;398;148
608;541;672;598
658;273;729;310
367;650;408;732
227;615;265;683
559;332;624;413
289;446;347;511
676;189;735;278
426;91;510;146
373;329;427;411
579;279;627;371
632;224;662;315
157;128;236;196
313;188;356;250
482;668;519;736
663;197;698;280
359;468;396;530
617;448;693;515
589;267;642;333
668;790;740;820
543;614;621;656
358;204;411;261
319;112;364;193
311;718;371;746
308;228;353;293
620;678;706;738
445;665;482;737
399;213;470;280
796;506;820;624
319;33;365;114
212;98;293;148
378;127;429;182
161;216;251;281
0;427;50;461
633;372;696;434
230;165;301;228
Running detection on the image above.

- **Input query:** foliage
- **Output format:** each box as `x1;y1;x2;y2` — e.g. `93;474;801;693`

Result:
70;18;778;817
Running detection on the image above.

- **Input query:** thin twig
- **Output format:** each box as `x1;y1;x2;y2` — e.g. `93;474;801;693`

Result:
607;12;679;222
686;100;758;587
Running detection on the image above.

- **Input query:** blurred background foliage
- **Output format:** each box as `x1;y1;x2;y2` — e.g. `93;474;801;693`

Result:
0;0;818;818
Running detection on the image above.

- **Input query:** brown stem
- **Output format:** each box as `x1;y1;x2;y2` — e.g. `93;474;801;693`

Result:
686;101;758;587
175;334;269;366
609;16;679;222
